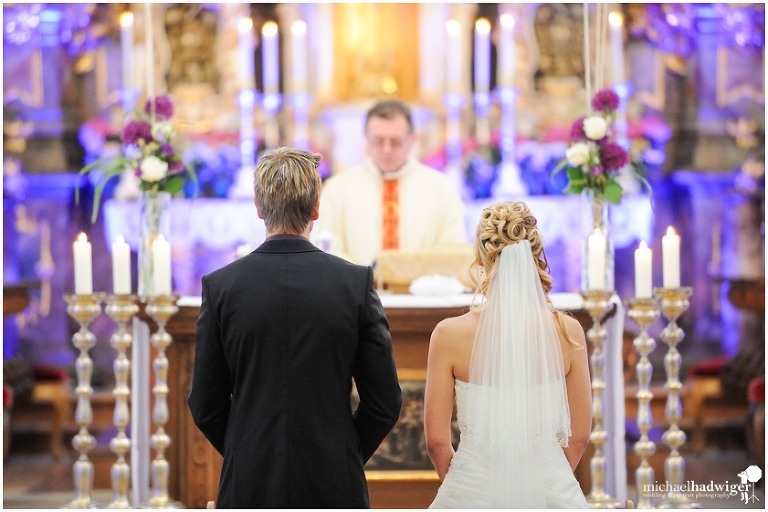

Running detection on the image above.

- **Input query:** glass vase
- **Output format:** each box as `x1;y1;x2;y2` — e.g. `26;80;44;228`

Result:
138;190;171;297
581;189;615;291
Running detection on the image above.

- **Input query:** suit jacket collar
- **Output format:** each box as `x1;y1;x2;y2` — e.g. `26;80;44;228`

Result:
255;238;322;254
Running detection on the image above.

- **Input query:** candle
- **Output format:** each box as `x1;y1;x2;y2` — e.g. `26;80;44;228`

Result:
73;232;93;295
238;17;255;90
497;13;515;87
261;21;279;95
152;235;172;296
120;11;134;90
112;235;131;295
291;20;307;95
634;241;652;298
474;18;491;93
445;19;462;94
587;228;606;290
608;11;625;85
662;226;680;288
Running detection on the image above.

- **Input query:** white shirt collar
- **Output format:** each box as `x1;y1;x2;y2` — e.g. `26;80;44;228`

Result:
364;157;415;180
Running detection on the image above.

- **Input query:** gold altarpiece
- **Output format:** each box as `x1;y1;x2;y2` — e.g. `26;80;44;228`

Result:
331;4;420;102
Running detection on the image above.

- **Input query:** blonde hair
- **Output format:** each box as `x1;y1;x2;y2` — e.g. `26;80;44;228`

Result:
470;201;579;348
253;147;322;233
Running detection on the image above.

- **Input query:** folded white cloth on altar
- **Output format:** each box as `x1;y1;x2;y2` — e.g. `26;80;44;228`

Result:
408;274;467;295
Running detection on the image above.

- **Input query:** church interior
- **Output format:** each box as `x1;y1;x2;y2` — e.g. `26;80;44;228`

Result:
2;2;765;509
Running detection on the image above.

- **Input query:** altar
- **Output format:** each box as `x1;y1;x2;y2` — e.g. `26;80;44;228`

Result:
104;194;652;296
134;292;626;508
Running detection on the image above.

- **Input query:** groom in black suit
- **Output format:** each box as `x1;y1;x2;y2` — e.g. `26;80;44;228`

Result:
188;147;402;508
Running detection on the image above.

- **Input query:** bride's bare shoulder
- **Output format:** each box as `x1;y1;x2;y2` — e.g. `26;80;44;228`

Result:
431;310;480;344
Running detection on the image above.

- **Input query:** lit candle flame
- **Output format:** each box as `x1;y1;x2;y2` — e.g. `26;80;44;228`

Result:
609;12;623;28
262;21;278;37
291;20;306;36
238;17;253;33
446;19;461;35
120;12;133;28
77;232;88;243
500;13;515;29
475;18;490;34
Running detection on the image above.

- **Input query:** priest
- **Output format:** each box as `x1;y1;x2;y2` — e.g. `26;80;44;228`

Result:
316;99;468;266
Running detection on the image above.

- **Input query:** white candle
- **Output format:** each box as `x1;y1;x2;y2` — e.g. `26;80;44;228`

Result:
152;235;172;296
291;20;307;95
662;226;681;288
446;19;462;94
474;18;491;93
587;228;606;290
73;232;93;295
634;241;652;298
497;13;515;87
608;11;625;85
120;11;134;89
238;17;255;90
112;235;132;295
261;21;279;94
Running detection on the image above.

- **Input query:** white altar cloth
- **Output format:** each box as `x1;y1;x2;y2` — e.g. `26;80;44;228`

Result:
171;292;626;501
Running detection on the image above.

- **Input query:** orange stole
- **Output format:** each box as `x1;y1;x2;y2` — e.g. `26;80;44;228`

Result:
382;178;399;250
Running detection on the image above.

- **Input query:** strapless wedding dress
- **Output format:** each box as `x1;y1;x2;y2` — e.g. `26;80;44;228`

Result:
429;379;588;509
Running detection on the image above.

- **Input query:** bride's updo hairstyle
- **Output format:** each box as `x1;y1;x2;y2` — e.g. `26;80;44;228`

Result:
470;201;580;348
471;201;553;299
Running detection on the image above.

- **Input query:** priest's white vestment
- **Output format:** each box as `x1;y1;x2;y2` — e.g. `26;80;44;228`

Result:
317;158;468;265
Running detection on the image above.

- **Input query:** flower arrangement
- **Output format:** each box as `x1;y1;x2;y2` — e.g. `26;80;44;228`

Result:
78;94;196;221
554;88;648;204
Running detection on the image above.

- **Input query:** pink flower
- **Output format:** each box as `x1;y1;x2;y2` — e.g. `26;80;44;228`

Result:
122;120;152;145
570;116;588;142
161;144;174;156
591;89;620;112
144;94;174;121
168;161;185;174
600;141;629;170
591;165;604;176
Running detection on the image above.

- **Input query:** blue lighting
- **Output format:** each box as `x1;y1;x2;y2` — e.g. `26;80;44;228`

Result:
238;90;255;109
39;8;61;23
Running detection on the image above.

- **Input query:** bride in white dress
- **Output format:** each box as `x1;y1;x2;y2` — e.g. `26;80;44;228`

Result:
424;202;592;508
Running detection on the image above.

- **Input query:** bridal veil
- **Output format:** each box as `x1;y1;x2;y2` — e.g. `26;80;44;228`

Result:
467;239;572;508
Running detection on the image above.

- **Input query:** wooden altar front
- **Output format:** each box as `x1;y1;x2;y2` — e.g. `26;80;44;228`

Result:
151;297;613;508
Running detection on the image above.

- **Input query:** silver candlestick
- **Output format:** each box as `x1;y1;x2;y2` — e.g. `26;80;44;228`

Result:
654;287;700;509
144;295;181;508
63;293;105;509
104;294;139;508
581;289;622;509
626;297;661;509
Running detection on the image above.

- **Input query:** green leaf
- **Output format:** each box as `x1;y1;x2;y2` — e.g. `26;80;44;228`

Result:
604;180;623;204
567;166;585;180
163;175;184;195
567;183;584;194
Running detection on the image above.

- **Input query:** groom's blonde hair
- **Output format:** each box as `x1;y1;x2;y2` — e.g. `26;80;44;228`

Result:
253;147;322;234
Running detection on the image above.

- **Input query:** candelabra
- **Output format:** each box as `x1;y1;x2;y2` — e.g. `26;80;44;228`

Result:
581;289;622;509
473;90;491;148
104;294;139;509
443;92;465;194
64;293;105;509
145;295;180;508
290;92;310;151
492;85;527;196
626;297;661;509
654;287;700;509
238;90;257;174
262;92;282;150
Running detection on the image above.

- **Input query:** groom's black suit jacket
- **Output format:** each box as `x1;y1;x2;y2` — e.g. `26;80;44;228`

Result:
188;238;402;508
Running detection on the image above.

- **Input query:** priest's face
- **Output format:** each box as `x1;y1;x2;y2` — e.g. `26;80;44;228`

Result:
365;115;415;174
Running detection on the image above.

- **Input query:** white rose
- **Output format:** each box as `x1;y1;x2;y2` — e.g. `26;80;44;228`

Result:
583;116;608;140
139;155;169;182
566;142;591;166
151;122;174;144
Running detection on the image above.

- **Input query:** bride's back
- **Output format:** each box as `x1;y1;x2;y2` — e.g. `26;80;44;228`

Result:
436;309;584;384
